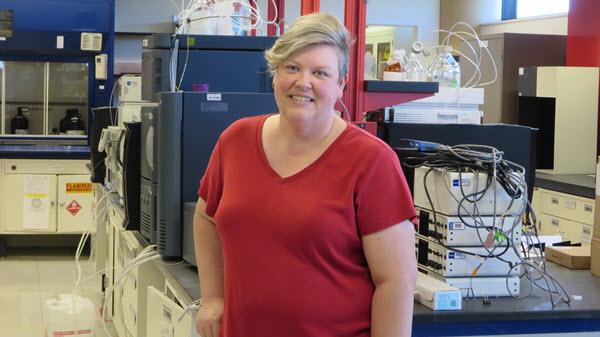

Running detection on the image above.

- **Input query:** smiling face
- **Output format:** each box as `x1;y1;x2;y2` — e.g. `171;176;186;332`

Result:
273;45;347;126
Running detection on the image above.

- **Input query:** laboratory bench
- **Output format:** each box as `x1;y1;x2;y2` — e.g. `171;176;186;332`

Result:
157;255;600;336
99;176;600;337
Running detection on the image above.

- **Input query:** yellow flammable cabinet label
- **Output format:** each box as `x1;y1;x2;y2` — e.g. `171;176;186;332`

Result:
66;182;93;193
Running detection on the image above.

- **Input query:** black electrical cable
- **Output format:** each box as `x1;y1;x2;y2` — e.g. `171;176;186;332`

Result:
397;140;571;306
422;167;512;261
116;128;126;168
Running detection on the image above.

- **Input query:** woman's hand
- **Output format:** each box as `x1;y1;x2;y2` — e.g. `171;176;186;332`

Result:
195;297;224;337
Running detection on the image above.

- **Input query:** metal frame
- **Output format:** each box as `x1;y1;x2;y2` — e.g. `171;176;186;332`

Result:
267;0;285;36
502;0;517;20
1;62;4;134
344;0;437;121
268;0;436;121
43;63;49;135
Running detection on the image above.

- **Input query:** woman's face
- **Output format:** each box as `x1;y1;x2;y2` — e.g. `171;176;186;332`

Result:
273;45;346;125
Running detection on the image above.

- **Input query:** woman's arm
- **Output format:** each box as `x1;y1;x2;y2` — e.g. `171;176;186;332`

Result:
363;220;417;337
194;198;225;337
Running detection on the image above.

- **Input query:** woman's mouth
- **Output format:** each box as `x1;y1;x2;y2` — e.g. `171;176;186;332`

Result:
289;95;314;103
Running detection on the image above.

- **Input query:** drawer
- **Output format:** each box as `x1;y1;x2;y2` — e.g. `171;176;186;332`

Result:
540;190;594;225
538;213;590;244
4;159;89;175
147;286;190;337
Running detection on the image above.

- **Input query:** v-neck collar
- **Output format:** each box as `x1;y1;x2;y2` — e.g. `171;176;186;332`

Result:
256;114;351;183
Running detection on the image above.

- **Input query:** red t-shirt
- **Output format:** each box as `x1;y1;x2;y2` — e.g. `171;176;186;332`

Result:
198;115;416;337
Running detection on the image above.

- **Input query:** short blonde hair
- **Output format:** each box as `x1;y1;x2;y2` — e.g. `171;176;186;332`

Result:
265;12;350;80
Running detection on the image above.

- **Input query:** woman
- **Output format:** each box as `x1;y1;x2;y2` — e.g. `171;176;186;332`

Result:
194;12;417;337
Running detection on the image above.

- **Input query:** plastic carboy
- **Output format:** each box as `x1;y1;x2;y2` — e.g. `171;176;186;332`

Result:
383;49;409;81
428;46;460;87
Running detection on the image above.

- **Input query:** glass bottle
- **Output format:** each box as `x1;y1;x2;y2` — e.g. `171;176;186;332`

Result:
12;107;30;134
428;46;461;87
405;53;425;82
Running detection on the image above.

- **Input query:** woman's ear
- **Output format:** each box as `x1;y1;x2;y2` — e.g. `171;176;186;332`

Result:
338;75;348;98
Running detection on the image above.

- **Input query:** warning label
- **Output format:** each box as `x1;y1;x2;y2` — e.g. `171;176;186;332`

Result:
66;182;92;193
66;200;82;216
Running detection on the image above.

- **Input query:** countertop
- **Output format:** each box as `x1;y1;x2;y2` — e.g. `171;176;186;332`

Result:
535;170;595;199
161;258;600;336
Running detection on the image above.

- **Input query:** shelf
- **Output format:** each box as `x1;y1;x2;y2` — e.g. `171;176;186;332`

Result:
0;135;87;147
364;80;439;93
0;145;90;159
363;80;439;112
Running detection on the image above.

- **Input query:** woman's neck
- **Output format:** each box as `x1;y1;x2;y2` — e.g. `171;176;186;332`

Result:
274;113;338;155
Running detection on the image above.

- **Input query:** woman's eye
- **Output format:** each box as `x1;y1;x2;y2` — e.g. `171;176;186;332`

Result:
285;65;299;72
314;70;329;78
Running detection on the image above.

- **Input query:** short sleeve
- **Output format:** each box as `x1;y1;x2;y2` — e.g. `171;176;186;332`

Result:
355;147;416;236
198;138;223;217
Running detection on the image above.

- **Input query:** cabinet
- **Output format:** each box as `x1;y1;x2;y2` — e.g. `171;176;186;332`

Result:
1;159;92;233
147;284;200;337
112;216;164;337
94;184;110;273
106;202;124;322
459;33;566;124
1;61;89;137
532;187;594;244
518;66;599;174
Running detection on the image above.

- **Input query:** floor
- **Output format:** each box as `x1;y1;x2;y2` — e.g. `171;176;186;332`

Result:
0;247;114;337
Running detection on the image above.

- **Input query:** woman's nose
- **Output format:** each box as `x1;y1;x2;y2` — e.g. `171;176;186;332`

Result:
293;71;312;88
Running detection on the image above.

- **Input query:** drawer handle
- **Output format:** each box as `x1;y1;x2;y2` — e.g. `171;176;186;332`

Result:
583;227;592;235
563;200;577;209
551;197;559;205
551;219;560;226
585;204;593;212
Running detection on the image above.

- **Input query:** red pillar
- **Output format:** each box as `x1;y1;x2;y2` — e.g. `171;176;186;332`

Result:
343;0;366;121
567;0;600;66
300;0;320;15
567;0;600;152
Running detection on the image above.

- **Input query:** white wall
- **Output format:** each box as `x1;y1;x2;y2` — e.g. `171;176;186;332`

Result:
115;0;175;33
283;0;440;47
320;1;345;23
440;0;501;31
283;1;345;28
439;0;501;51
367;0;440;48
283;0;300;30
479;14;568;36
